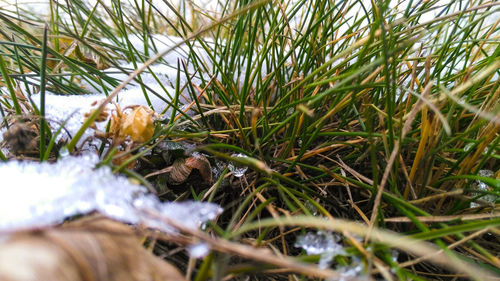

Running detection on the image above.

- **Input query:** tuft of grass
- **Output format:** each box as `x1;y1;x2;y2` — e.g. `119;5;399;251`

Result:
0;0;499;280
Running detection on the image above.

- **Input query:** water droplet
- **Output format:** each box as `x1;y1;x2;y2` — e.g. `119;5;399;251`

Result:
464;143;474;152
228;153;248;178
58;146;70;158
304;200;318;216
200;222;208;231
390;249;399;262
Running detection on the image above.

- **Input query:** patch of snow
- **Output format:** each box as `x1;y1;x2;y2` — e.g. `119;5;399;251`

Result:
187;242;210;258
0;154;222;232
31;93;107;147
336;261;365;281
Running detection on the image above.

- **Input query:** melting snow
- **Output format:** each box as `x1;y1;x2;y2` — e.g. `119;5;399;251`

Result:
295;231;346;269
187;242;210;258
295;231;370;280
470;169;498;208
0;154;222;232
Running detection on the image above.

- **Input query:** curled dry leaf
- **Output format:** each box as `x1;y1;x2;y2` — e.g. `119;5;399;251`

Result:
149;154;212;185
88;104;155;146
84;102;109;130
0;216;187;281
109;105;155;144
46;38;110;70
169;158;193;184
185;154;212;183
119;106;155;143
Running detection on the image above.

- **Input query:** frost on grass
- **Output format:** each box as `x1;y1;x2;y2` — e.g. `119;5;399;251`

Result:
0;154;222;232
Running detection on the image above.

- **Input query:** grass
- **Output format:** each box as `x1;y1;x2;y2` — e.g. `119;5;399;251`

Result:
0;0;499;280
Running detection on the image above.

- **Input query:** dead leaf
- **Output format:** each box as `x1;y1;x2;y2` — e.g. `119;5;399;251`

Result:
185;154;212;183
112;153;136;169
0;216;187;281
169;158;193;184
167;155;212;185
2;121;40;155
119;106;155;143
108;105;155;144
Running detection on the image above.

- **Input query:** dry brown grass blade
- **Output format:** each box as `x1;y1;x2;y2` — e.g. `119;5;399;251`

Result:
460;121;500;174
406;56;434;197
407;188;464;205
0;216;186;281
384;212;500;223
286;138;364;161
